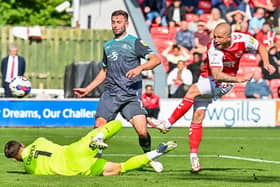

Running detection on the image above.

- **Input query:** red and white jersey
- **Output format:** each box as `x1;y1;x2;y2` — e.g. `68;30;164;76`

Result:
200;32;259;77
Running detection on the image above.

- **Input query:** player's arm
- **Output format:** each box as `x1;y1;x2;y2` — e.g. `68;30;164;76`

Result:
258;43;275;74
244;34;275;74
126;39;161;79
126;53;160;79
209;47;251;83
211;67;251;83
73;67;107;98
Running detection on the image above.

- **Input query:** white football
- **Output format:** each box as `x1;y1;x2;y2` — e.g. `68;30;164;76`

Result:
9;76;32;97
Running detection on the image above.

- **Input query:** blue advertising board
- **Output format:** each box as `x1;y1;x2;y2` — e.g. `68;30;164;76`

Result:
0;99;99;127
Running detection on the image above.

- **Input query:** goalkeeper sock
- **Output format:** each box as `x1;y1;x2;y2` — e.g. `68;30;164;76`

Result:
168;97;194;124
120;154;150;173
94;120;122;141
189;122;202;153
139;133;151;153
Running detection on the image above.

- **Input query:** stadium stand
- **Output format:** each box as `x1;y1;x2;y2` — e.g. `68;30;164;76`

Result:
139;0;280;99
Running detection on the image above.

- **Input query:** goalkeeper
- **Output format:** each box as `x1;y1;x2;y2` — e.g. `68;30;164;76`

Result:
4;120;177;176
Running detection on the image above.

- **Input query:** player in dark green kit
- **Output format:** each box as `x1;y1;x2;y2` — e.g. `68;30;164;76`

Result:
74;10;163;171
4;120;177;176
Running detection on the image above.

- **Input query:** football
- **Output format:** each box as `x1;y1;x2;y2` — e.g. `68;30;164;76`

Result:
9;76;32;97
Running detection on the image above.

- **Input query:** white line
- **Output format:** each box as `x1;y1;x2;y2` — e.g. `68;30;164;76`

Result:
105;154;280;164
217;155;280;164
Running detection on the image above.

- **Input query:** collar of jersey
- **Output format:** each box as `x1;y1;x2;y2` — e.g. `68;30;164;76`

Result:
114;33;128;41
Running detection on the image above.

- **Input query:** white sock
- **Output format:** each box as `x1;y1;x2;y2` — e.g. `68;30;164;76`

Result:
147;150;163;160
93;132;104;141
165;119;172;129
190;153;198;158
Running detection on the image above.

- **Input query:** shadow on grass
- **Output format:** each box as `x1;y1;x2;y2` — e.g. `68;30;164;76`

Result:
6;171;27;174
163;168;279;183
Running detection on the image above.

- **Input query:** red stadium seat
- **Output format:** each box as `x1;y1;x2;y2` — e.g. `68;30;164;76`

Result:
198;0;212;13
239;53;260;67
150;26;170;39
152;38;173;53
237;66;261;77
186;13;195;22
199;13;210;23
269;79;280;98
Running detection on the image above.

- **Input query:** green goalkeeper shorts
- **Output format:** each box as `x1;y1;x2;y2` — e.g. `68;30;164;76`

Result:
89;158;107;176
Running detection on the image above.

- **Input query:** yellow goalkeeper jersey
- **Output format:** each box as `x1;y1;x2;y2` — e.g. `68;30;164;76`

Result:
22;137;101;176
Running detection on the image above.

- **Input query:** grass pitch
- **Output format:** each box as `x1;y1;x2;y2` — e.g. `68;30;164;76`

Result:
1;127;280;187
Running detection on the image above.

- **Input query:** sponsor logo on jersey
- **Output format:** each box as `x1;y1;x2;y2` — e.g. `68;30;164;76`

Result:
235;51;243;58
250;37;256;43
108;51;118;61
140;40;148;46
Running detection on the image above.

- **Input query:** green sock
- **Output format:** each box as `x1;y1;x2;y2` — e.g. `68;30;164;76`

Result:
121;154;150;173
94;120;122;141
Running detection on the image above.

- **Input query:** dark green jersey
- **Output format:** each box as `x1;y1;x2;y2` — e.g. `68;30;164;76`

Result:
102;34;154;96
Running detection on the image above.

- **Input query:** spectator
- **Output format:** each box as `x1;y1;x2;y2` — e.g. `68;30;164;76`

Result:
236;21;252;35
252;0;276;13
162;43;191;72
260;46;280;80
276;39;280;58
188;14;200;32
245;68;272;99
182;0;204;15
237;0;254;19
142;0;167;27
255;22;277;48
167;60;193;98
1;45;26;98
166;0;186;28
142;85;160;119
226;10;249;31
175;21;195;51
248;7;266;35
206;8;226;31
187;52;204;83
194;21;210;53
218;0;237;19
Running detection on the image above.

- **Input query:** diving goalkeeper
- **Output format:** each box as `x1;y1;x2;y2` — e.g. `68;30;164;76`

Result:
4;120;177;176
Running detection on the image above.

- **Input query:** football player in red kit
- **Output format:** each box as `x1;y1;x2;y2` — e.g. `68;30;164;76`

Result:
148;23;275;172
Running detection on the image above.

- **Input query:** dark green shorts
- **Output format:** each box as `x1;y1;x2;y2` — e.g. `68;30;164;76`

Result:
89;158;107;176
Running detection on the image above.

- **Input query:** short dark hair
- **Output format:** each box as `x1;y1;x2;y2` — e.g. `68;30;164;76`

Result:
193;52;203;58
4;140;22;158
111;10;128;21
172;44;180;50
145;84;153;89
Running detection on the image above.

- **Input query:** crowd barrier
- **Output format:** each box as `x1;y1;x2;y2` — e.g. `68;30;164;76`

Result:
0;99;279;127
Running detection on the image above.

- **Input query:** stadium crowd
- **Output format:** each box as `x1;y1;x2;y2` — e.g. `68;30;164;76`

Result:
139;0;280;98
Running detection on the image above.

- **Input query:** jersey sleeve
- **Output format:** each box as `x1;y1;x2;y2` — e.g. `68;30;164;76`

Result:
244;34;259;51
208;45;224;68
101;48;107;68
135;39;155;60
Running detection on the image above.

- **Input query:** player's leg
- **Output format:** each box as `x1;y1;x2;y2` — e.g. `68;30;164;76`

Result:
147;83;202;132
130;114;152;152
94;91;120;156
89;120;123;149
65;120;122;158
101;141;177;176
122;101;163;172
189;107;206;172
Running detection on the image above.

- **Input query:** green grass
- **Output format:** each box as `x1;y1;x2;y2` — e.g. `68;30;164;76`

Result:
1;127;280;187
